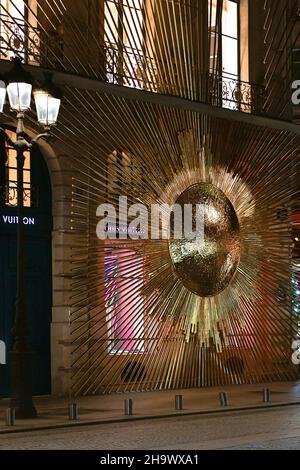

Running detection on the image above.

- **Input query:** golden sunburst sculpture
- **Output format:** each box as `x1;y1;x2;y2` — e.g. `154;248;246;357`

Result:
69;114;298;395
143;130;259;352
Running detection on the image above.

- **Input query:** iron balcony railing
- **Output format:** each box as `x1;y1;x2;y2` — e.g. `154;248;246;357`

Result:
105;42;158;92
0;14;63;67
105;46;267;115
0;15;267;116
208;72;267;115
0;182;34;208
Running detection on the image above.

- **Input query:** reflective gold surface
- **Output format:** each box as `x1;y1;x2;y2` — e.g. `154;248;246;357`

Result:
169;183;241;297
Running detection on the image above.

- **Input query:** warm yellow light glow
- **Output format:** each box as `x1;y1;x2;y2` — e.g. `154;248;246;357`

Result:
5;129;31;207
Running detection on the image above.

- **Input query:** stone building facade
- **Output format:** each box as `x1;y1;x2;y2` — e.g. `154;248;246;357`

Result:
0;0;299;397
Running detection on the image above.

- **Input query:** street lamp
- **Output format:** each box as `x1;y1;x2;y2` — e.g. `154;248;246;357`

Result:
0;57;61;418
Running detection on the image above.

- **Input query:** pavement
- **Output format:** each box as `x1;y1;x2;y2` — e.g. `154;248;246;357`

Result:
2;403;300;450
1;381;300;434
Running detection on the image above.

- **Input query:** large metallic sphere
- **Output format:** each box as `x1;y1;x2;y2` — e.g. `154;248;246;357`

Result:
168;183;241;297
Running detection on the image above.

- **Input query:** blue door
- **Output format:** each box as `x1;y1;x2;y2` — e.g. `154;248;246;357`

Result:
0;135;52;397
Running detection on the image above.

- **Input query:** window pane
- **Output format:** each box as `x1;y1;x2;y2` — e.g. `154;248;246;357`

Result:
209;32;219;71
23;151;30;170
23;169;30;184
222;36;238;76
105;1;119;83
104;0;118;45
123;0;143;51
222;0;238;39
208;0;217;28
123;0;143;88
209;0;234;30
7;0;25;20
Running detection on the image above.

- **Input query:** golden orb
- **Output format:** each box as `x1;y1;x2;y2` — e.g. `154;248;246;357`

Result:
168;183;241;297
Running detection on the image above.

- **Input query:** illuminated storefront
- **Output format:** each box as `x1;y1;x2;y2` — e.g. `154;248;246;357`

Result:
0;0;299;398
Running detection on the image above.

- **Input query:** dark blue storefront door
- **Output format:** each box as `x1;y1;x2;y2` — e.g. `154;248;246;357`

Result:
0;138;52;398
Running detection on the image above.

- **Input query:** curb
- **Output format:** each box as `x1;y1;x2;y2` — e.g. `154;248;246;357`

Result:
0;400;300;435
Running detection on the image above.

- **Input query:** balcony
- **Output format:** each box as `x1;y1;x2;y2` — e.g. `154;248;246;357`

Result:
104;46;267;116
0;16;267;117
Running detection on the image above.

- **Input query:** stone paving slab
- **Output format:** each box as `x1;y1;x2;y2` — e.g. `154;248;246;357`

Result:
0;381;299;434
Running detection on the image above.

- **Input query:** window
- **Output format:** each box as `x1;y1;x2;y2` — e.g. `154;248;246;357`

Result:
1;129;31;207
209;0;239;78
221;0;239;80
107;149;144;200
104;135;152;355
208;0;240;109
105;150;145;354
105;248;145;354
104;0;144;88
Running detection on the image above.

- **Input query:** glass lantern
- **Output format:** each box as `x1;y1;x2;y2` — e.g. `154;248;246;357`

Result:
7;81;32;112
34;89;61;126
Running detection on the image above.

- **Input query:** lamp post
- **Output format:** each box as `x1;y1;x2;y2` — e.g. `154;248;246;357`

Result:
0;57;61;418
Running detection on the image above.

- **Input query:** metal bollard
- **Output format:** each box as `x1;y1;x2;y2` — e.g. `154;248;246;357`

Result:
263;388;270;403
219;392;229;407
69;402;78;420
124;398;133;416
175;395;183;410
6;408;15;426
